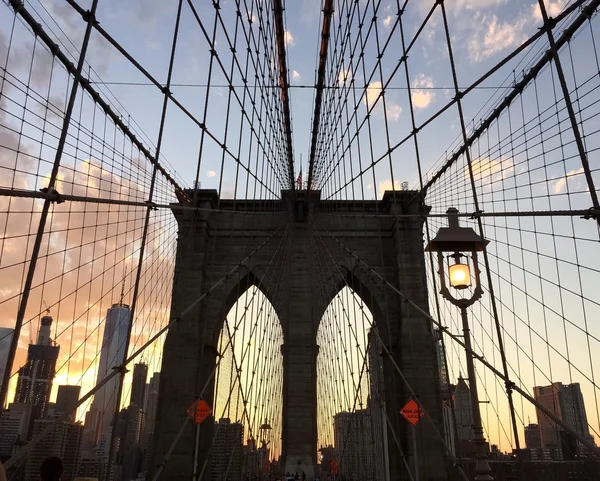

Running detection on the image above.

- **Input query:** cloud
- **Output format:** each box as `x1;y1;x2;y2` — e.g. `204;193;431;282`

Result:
378;179;401;198
382;15;394;28
338;69;352;85
284;31;295;46
364;81;383;110
207;170;216;177
532;0;565;21
363;82;402;120
457;0;508;9
386;104;402;121
552;167;585;194
411;74;435;109
292;70;301;80
469;15;530;62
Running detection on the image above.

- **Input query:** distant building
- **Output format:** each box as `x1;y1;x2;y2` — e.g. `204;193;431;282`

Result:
333;410;376;480
56;385;81;421
366;329;389;481
24;418;83;481
83;407;102;449
130;363;148;408
77;454;104;480
319;445;336;477
534;382;593;454
524;423;542;449
115;405;144;481
442;384;457;457
90;302;131;443
210;418;244;481
454;375;473;442
0;403;31;458
0;327;14;395
14;314;60;438
142;372;160;474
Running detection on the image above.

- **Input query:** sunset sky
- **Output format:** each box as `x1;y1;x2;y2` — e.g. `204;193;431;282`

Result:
1;0;600;458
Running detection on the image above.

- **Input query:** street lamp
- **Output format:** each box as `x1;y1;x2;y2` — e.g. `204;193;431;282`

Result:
425;207;493;481
259;420;272;479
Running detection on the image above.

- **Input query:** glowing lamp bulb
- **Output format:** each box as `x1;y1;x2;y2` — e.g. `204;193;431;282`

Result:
448;262;471;289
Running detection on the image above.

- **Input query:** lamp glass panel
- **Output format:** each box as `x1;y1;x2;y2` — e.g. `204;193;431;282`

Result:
448;262;471;289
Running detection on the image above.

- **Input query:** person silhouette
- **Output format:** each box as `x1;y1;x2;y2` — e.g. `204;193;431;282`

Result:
40;457;63;481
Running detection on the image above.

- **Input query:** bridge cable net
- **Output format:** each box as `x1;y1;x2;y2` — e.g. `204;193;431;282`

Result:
0;0;293;479
1;0;600;480
307;0;600;479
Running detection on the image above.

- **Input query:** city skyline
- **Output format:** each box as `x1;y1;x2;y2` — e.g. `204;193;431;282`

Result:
0;2;599;479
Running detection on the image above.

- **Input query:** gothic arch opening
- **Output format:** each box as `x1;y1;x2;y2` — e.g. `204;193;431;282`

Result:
211;286;284;479
316;286;389;481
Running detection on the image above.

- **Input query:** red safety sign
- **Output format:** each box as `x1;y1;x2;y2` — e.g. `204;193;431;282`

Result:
187;399;212;424
400;398;424;425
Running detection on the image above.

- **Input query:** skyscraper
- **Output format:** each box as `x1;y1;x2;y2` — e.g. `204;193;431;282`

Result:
534;382;593;452
25;418;83;481
210;418;244;481
453;375;473;442
366;329;389;481
524;423;542;449
0;403;31;458
115;404;144;481
0;327;14;396
142;372;160;474
90;301;131;443
14;314;60;438
130;363;148;408
55;385;81;421
333;410;375;480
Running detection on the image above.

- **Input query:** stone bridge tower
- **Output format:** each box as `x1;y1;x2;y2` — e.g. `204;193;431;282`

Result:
151;189;447;481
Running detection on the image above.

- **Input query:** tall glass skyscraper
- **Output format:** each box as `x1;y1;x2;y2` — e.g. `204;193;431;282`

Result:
88;302;131;445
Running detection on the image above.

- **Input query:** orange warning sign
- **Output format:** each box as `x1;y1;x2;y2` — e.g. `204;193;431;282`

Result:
400;398;424;425
187;399;212;424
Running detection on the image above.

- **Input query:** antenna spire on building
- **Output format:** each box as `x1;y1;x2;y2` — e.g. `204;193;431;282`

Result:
120;268;127;305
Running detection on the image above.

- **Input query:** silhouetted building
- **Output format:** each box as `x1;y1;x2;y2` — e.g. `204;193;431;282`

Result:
454;375;473;442
525;423;542;449
0;327;14;395
366;329;389;481
115;405;144;481
14;314;60;438
319;445;336;477
83;406;102;448
24;418;83;481
90;302;131;443
0;403;31;458
534;382;593;454
130;363;147;408
442;384;457;457
333;410;376;480
56;385;81;421
210;418;244;481
77;454;104;480
142;372;160;474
